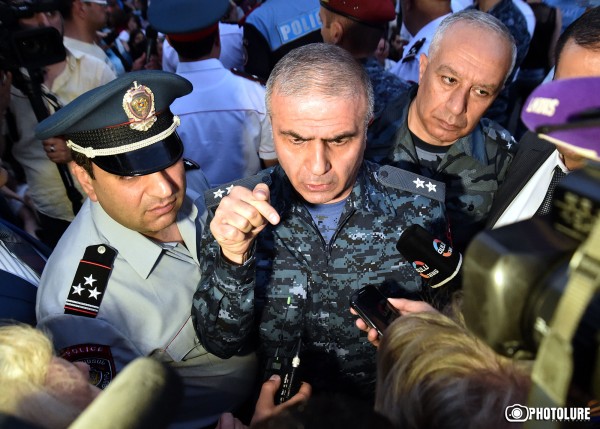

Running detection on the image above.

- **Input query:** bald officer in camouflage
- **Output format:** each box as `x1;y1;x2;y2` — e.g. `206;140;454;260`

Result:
374;10;519;252
34;71;257;429
192;44;449;401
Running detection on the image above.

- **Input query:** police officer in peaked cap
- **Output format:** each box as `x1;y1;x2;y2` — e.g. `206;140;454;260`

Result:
34;70;259;429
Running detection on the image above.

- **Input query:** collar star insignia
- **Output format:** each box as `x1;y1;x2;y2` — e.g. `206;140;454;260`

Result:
88;287;102;300
72;283;84;295
213;188;225;199
506;141;513;149
426;181;437;192
226;184;234;195
414;178;425;188
83;274;96;287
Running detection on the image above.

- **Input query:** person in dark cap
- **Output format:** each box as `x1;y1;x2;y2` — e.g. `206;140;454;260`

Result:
318;0;413;163
34;70;258;429
148;0;278;188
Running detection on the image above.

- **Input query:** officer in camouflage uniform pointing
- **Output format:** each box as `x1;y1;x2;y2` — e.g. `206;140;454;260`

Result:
193;43;450;401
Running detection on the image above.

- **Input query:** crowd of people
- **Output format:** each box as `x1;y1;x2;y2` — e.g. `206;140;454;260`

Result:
1;0;599;428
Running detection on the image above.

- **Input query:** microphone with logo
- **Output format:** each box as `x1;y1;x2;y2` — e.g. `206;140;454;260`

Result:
396;224;462;288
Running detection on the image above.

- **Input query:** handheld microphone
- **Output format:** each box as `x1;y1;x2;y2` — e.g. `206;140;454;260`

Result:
396;225;462;288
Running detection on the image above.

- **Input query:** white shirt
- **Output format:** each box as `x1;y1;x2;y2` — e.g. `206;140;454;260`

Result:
171;58;276;187
494;150;569;228
63;36;117;75
0;242;41;286
389;14;451;84
219;22;245;71
162;23;245;73
162;37;178;73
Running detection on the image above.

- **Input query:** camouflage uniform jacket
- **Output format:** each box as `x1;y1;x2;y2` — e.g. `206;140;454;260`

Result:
362;57;413;163
380;86;517;251
193;161;448;398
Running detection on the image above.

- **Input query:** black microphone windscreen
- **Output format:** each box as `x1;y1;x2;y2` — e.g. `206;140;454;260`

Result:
397;224;462;288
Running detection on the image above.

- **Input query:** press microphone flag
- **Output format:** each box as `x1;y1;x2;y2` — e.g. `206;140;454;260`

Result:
396;224;462;288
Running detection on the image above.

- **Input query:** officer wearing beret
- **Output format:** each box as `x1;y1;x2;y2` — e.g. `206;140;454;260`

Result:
35;71;258;429
318;0;413;163
148;0;278;188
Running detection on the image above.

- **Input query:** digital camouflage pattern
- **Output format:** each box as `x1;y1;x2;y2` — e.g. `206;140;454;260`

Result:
374;86;518;251
362;57;413;163
193;161;449;399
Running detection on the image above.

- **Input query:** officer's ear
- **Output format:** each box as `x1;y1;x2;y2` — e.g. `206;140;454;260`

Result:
330;20;344;45
70;161;98;202
418;53;429;82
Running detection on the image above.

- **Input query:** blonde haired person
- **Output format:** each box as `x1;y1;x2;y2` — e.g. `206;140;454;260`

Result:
0;323;100;428
375;312;531;429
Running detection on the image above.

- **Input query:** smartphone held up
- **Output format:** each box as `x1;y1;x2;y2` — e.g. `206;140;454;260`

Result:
350;285;400;337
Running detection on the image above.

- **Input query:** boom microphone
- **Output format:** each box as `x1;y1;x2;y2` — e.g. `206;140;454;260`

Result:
396;225;462;288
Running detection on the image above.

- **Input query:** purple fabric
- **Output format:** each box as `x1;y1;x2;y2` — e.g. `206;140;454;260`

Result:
521;77;600;159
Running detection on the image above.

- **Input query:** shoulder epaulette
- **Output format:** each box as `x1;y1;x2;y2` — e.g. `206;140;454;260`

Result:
204;168;274;210
401;38;426;63
64;244;117;318
230;68;266;86
183;158;200;171
481;118;518;153
377;165;445;202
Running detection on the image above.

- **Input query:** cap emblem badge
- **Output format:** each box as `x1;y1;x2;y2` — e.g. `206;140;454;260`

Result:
122;81;157;131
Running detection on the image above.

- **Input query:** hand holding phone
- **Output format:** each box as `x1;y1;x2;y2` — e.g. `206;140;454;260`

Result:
350;285;400;337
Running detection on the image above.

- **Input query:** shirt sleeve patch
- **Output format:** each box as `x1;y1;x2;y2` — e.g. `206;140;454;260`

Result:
59;343;116;389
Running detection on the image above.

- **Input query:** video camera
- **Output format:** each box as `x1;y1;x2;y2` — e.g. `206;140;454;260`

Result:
0;0;84;215
0;0;65;71
462;77;600;411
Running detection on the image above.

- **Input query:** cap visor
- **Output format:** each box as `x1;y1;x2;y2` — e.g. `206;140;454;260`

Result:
92;132;184;176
